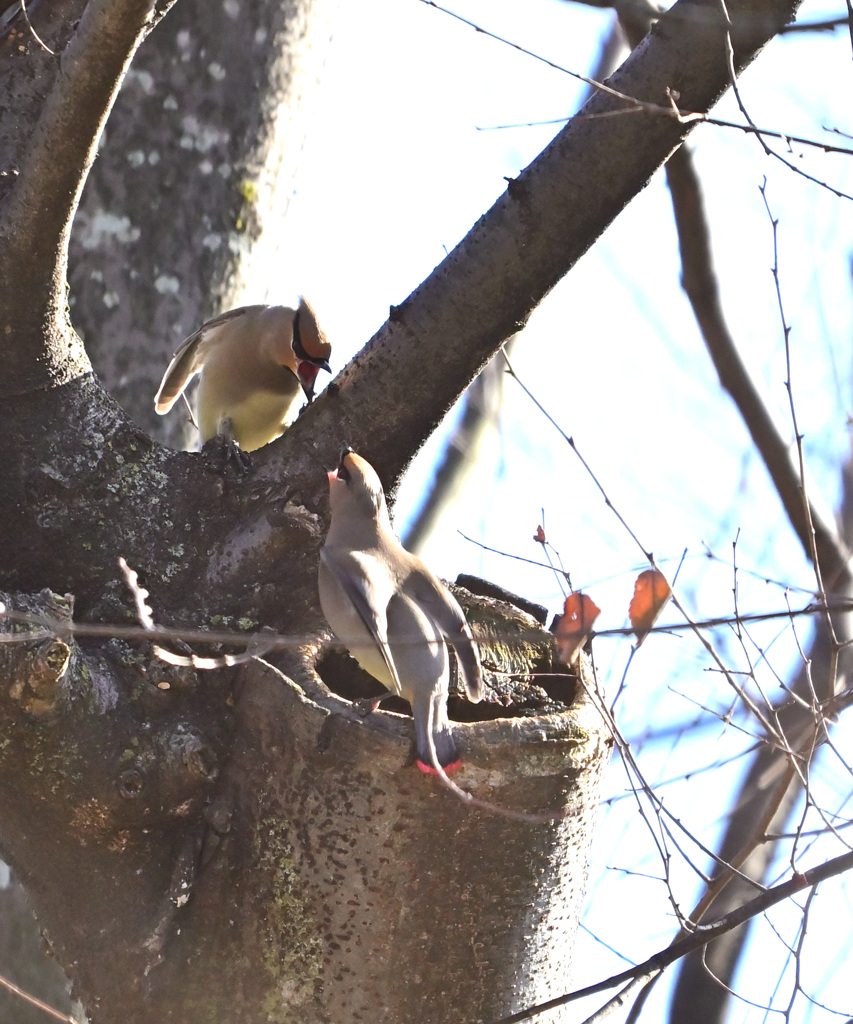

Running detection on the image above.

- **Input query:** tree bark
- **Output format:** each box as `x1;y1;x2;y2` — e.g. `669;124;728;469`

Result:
151;654;607;1024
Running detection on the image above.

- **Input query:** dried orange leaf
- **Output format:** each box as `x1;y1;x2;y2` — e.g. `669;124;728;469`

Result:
629;569;671;644
555;592;601;665
534;525;546;544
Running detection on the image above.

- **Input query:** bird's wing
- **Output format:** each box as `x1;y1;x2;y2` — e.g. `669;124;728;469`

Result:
154;306;268;414
320;547;403;696
406;569;483;703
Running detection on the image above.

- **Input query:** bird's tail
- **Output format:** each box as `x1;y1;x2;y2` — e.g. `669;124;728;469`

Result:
414;690;461;774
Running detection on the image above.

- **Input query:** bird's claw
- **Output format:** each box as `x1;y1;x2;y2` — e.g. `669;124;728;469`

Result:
201;434;252;478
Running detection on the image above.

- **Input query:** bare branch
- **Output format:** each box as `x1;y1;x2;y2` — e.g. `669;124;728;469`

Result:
664;129;853;1024
779;13;850;31
0;971;75;1023
401;346;510;553
492;849;853;1024
665;145;851;590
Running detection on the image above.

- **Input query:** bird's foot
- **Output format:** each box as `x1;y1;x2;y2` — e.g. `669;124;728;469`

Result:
353;695;383;718
201;434;252;478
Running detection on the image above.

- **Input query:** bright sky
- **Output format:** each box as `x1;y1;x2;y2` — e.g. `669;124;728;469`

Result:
273;1;853;1020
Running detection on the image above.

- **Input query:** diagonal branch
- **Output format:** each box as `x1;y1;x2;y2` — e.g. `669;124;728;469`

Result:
278;0;804;492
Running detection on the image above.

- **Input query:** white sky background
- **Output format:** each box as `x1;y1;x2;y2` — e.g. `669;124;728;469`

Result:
274;1;853;1021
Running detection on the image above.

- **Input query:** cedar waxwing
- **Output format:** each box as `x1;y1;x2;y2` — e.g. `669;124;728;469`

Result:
318;448;483;773
154;298;331;452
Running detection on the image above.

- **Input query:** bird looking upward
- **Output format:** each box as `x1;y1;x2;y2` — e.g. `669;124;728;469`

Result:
318;448;483;773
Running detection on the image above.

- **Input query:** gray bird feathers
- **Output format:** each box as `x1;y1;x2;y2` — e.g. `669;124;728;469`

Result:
318;448;483;773
154;298;331;452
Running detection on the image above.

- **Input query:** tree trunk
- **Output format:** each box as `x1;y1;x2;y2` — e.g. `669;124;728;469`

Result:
0;578;608;1022
146;656;607;1023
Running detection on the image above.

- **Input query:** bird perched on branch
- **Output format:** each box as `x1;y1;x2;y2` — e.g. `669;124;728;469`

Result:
318;448;483;773
154;298;331;453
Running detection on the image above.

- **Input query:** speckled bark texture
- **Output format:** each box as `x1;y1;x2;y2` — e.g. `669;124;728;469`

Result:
143;654;608;1024
0;0;802;1019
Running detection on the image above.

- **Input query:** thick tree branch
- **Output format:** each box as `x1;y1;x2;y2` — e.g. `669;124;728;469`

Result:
0;0;84;172
0;0;165;392
275;0;803;493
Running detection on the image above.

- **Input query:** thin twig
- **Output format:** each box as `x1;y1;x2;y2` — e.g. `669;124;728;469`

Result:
779;13;851;31
1;595;848;650
19;0;55;54
500;347;784;740
759;179;845;701
664;146;852;589
0;971;75;1023
478;111;853;162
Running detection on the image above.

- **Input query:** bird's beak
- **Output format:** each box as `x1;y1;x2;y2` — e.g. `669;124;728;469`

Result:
297;361;322;401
